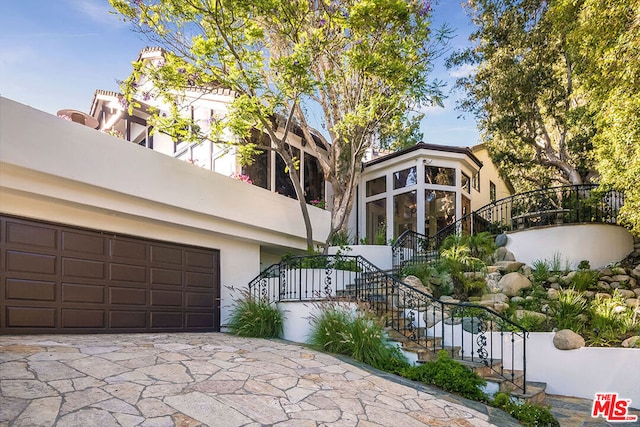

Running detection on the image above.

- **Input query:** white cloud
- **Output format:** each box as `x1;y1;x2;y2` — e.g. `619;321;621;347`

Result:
449;63;477;78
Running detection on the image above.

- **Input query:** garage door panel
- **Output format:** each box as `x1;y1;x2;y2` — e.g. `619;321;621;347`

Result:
110;287;147;305
62;231;106;255
186;250;215;269
7;306;56;327
186;272;214;288
6;251;56;275
150;245;182;265
186;312;214;328
62;258;105;279
151;268;182;286
7;221;57;249
110;263;147;283
151;312;183;328
186;292;213;307
62;283;104;303
6;279;56;301
1;215;220;334
151;290;182;306
62;309;105;328
110;311;147;328
110;239;147;260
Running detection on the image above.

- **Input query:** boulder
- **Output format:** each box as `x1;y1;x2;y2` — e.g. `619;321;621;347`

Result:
493;302;510;313
424;309;450;327
481;293;509;303
634;288;640;297
597;281;611;290
514;310;546;322
595;292;612;299
440;295;459;303
495;261;524;273
617;289;636;299
462;317;486;334
612;275;632;286
553;329;585;350
497;272;532;296
599;268;613;278
547;289;559;300
511;296;525;304
631;265;640;280
625;298;638;309
495;233;508;248
611;267;627;275
402;275;432;294
622;336;640;348
486;265;499;274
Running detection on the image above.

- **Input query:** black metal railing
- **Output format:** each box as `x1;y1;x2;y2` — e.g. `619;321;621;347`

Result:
393;184;625;272
248;254;527;393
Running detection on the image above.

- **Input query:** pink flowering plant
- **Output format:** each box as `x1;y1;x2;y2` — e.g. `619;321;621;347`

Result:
230;173;253;185
310;199;326;209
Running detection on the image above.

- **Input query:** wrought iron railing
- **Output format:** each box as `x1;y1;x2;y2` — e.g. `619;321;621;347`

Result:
248;254;527;393
393;184;625;272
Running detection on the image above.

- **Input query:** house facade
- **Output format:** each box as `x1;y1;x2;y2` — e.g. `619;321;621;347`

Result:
0;49;512;335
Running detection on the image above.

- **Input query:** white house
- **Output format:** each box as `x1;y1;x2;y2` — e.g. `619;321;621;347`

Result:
0;48;511;335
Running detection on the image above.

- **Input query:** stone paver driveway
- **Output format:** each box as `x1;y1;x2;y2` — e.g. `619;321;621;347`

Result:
0;333;518;426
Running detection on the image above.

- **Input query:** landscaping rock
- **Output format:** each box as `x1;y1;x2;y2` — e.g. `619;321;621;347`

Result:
424;309;450;327
612;275;632;285
598;281;611;290
463;272;484;280
622;336;640;348
440;296;459;303
617;289;636;299
493;302;510;313
634;288;640;297
462;317;486;334
511;296;525;304
402;275;432;295
547;289;559;300
495;233;508;248
553;329;585;350
631;266;640;280
486;266;499;274
495;247;516;262
549;282;561;290
497;272;532;296
495;261;524;273
625;298;638;309
611;267;627;276
610;281;621;289
585;291;596;298
599;268;613;278
595;292;612;299
481;293;509;303
515;310;547;322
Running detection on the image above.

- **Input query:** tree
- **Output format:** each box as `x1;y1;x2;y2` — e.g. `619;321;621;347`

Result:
110;0;447;250
450;0;596;191
568;0;640;235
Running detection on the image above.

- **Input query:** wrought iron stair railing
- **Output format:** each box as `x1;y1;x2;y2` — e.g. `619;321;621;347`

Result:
247;254;528;393
393;184;625;273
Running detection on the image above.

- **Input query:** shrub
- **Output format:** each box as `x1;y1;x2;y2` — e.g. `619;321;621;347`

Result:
492;392;559;427
227;291;283;338
531;259;550;284
515;313;547;332
551;289;588;332
570;270;599;292
578;260;591;270
308;304;407;368
401;351;487;401
587;291;637;346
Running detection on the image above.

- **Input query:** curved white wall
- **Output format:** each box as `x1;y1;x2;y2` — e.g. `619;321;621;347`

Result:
506;224;633;269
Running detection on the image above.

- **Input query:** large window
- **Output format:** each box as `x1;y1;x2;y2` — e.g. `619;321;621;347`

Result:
425;166;455;186
472;172;480;192
366;176;386;197
394;167;417;189
366;198;386;244
304;152;324;204
424;190;456;237
461;172;471;194
242;150;270;190
394;191;417;237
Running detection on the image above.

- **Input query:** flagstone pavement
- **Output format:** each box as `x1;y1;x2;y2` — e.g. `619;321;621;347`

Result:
0;332;522;427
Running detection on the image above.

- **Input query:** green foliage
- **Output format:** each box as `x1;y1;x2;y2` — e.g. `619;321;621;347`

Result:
578;260;591;270
492;393;559;427
531;259;550;284
400;351;487;401
587;291;637;346
110;0;450;249
330;229;351;247
227;291;283;338
515;313;547;332
450;0;596;189
374;222;387;245
551;288;588;332
570;270;599;292
308;304;406;368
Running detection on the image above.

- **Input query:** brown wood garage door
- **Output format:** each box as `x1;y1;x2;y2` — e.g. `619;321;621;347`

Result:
0;215;220;334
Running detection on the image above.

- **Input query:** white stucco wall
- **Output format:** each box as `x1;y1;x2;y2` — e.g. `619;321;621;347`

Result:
0;97;332;325
471;145;513;210
506;224;634;269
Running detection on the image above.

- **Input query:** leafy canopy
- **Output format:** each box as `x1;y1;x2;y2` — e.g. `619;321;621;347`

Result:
110;0;448;248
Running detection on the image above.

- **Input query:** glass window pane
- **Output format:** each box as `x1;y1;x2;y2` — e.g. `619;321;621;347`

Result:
394;191;417;237
366;176;386;197
275;145;300;199
366;198;386;245
393;167;417;189
424;190;456;238
472;172;480;191
242;149;270;190
425;166;455;186
304;152;324;204
461;172;471;193
490;181;496;202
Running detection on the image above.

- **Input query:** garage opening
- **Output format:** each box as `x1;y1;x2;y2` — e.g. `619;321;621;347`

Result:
1;215;220;334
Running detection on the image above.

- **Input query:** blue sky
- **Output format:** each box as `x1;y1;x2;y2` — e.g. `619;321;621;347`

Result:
0;0;479;147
